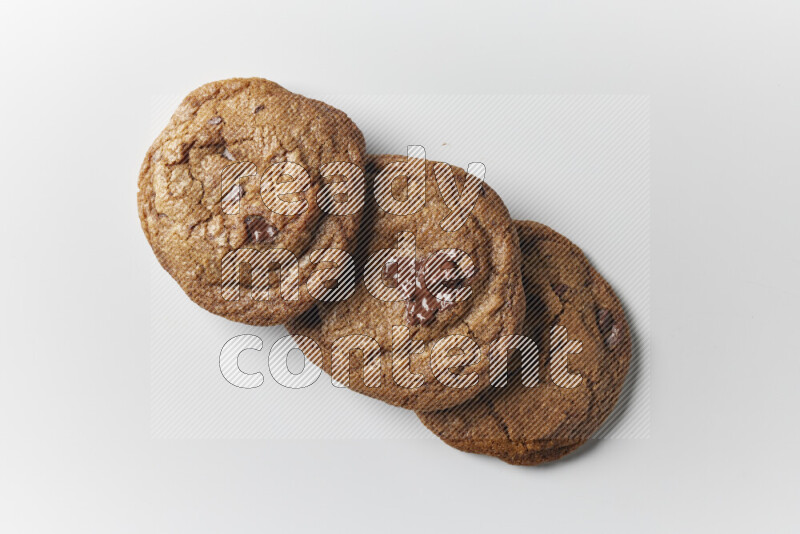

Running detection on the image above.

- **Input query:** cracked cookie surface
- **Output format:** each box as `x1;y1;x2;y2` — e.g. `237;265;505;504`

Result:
286;155;525;410
138;78;366;325
417;221;632;465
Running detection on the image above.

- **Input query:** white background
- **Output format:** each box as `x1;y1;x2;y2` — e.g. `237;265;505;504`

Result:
1;1;799;532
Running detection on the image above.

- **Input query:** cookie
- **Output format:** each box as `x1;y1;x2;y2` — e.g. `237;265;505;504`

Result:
287;154;526;410
417;221;632;465
138;78;366;325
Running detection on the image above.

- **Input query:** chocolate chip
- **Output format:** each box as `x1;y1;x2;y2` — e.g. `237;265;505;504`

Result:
596;308;619;349
552;283;570;299
253;105;265;114
596;308;613;332
244;216;278;244
383;261;399;283
223;185;244;204
207;116;223;125
383;258;416;296
435;261;462;289
605;324;621;349
397;254;473;327
407;292;438;326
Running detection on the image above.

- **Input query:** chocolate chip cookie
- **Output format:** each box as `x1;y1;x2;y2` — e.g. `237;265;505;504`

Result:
417;221;631;465
138;78;366;325
287;154;526;410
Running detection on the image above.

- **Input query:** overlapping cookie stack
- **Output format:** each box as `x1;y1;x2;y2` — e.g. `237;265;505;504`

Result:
138;78;631;465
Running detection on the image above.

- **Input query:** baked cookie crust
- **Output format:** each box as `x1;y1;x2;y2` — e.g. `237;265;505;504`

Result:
287;155;526;410
138;78;366;325
418;221;632;465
